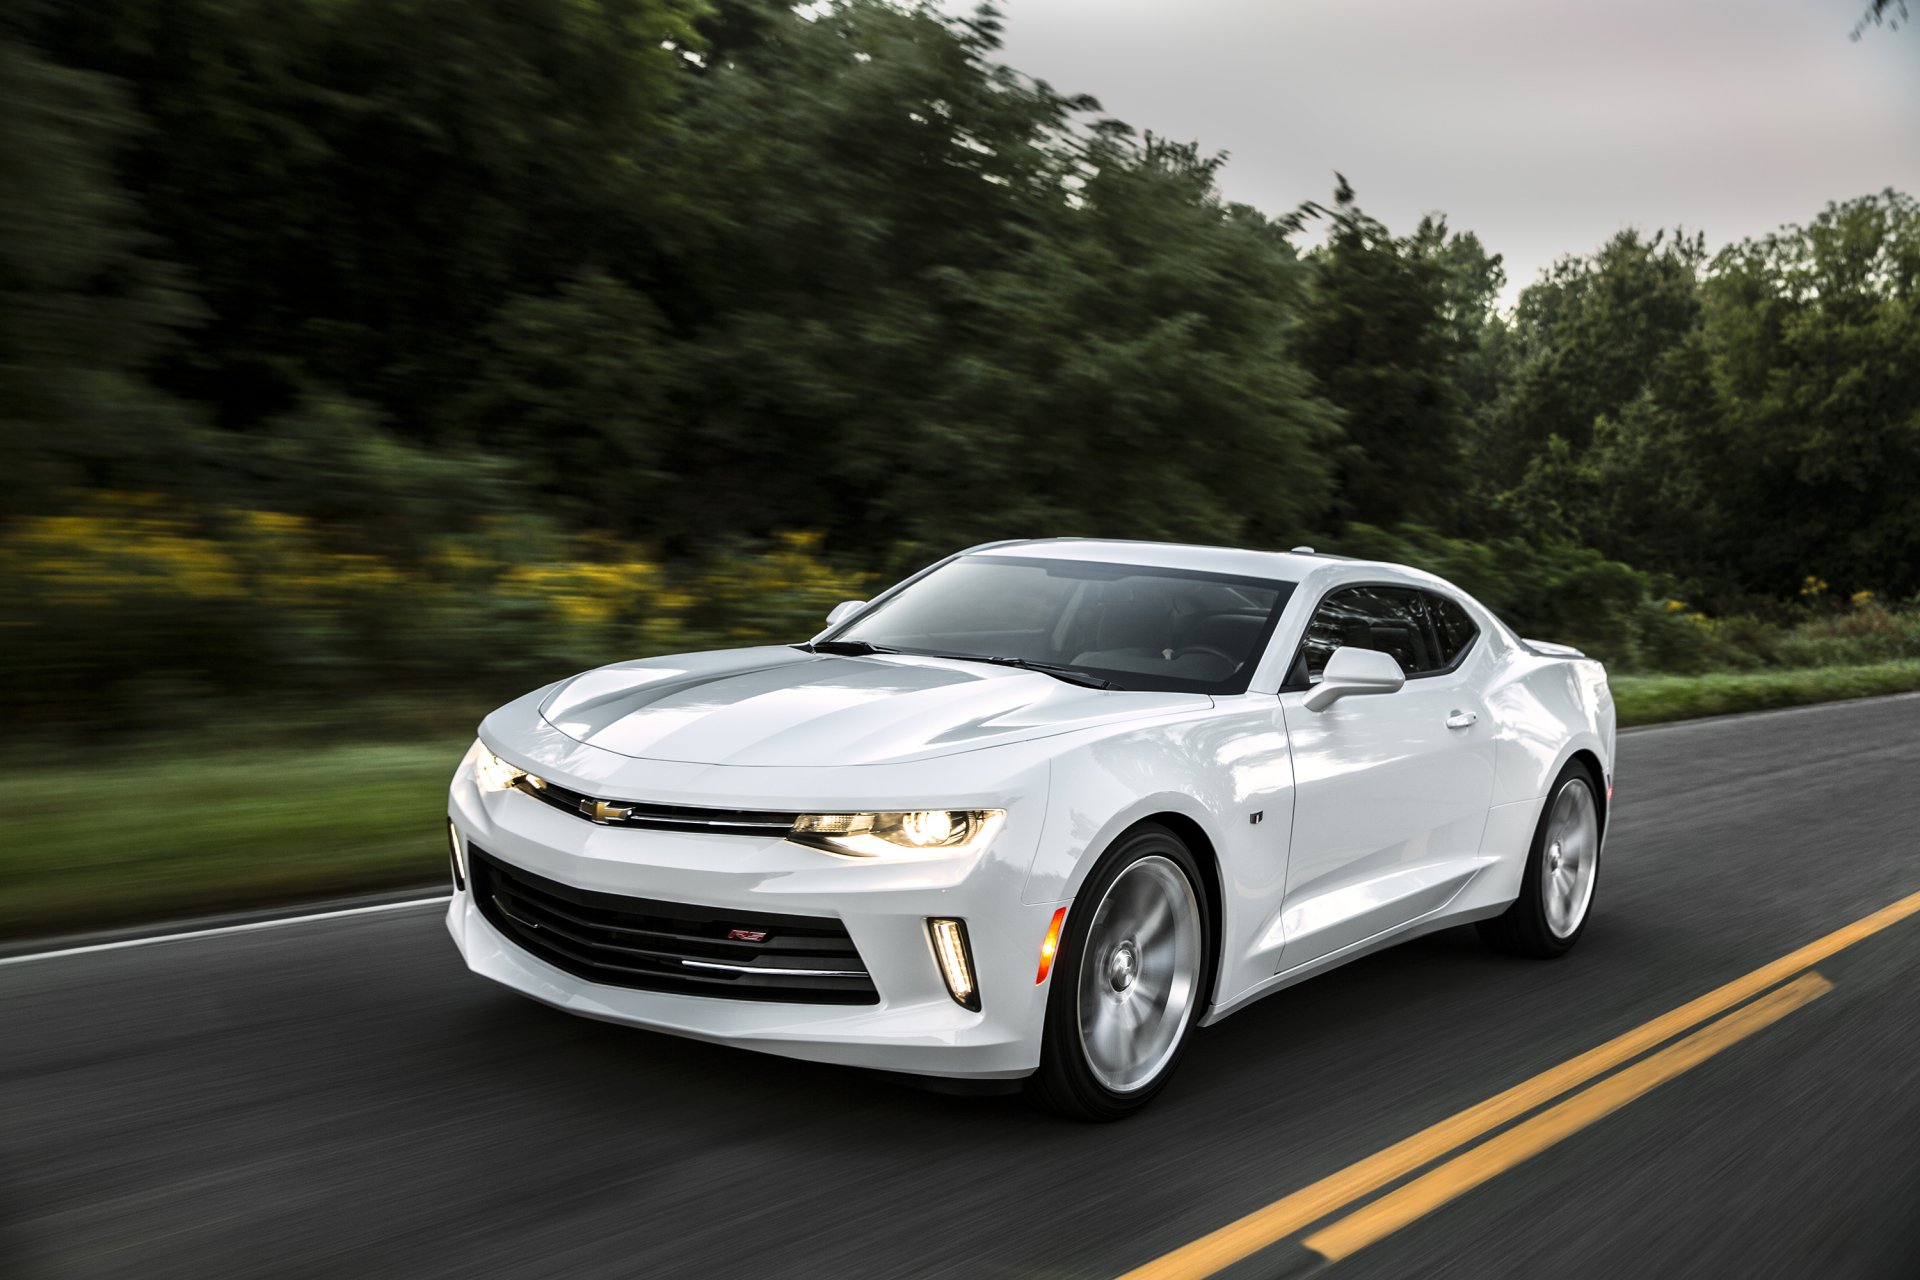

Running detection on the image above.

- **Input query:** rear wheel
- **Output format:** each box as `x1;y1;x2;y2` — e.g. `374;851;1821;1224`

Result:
1026;824;1209;1121
1478;762;1602;958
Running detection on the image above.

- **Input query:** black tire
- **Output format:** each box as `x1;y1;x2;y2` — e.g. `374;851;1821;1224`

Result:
1025;822;1212;1122
1478;761;1603;958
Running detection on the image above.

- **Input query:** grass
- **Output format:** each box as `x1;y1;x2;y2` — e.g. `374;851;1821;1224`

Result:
1610;658;1920;727
0;739;465;939
7;659;1920;941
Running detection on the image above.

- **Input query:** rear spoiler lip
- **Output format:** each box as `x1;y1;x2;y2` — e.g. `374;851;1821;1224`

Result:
1521;638;1587;659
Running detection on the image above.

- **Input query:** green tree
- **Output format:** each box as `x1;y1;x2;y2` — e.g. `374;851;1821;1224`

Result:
648;0;1093;543
1701;191;1920;595
1291;180;1477;528
463;272;683;533
1505;332;1724;584
944;133;1339;547
1420;221;1510;418
1478;228;1705;491
30;0;705;435
1505;193;1920;602
0;34;199;512
659;2;1336;550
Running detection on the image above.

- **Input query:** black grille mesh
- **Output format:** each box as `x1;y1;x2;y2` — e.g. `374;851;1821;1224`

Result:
470;847;878;1005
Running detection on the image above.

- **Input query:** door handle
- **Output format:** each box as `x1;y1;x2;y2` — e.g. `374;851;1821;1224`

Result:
1445;710;1478;730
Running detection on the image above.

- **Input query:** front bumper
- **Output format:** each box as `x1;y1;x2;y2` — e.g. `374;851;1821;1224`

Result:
447;744;1060;1080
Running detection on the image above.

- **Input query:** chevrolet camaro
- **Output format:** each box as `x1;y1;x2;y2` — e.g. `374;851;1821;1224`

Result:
446;539;1614;1119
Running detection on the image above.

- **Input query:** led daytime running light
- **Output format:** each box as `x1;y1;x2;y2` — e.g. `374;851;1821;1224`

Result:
928;918;980;1010
447;820;466;890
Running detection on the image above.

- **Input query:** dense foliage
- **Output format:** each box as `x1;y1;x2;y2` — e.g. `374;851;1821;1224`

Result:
1490;203;1920;606
6;0;1919;734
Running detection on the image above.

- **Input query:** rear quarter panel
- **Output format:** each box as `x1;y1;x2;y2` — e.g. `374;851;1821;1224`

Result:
1486;655;1615;806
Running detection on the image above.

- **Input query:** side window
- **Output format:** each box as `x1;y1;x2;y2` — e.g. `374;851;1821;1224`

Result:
1295;586;1438;682
1426;593;1480;669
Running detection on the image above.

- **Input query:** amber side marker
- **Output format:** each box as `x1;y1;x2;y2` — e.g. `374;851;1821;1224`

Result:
1116;887;1920;1280
1036;906;1068;984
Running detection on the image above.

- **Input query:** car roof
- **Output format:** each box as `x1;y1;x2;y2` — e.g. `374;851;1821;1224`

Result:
918;538;1514;659
964;537;1400;587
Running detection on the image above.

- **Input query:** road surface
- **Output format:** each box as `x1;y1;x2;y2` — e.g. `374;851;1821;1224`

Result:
4;695;1918;1279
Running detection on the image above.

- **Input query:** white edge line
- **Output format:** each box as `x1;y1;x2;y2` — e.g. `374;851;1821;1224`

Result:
0;895;452;968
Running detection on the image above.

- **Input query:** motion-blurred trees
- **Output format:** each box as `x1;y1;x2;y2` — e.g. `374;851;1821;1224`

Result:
942;133;1339;548
0;33;199;513
590;0;1337;548
30;0;703;432
6;0;1920;624
464;272;683;532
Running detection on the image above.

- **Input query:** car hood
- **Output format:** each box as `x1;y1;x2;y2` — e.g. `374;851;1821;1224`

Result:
536;646;1207;766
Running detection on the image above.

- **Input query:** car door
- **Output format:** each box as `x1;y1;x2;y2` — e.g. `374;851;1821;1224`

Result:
1273;584;1497;970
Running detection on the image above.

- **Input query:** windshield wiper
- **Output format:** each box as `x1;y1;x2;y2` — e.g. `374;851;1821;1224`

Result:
797;639;899;656
925;653;1115;690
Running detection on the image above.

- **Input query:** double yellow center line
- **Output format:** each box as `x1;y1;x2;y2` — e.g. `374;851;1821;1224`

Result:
1119;888;1920;1278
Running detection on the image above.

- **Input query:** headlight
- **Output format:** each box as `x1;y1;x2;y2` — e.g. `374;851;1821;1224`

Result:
789;809;1004;858
466;739;546;794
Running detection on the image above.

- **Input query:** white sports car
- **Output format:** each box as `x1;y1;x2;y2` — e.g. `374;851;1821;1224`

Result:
446;539;1614;1119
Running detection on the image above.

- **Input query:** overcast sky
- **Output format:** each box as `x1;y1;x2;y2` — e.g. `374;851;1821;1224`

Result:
962;0;1920;305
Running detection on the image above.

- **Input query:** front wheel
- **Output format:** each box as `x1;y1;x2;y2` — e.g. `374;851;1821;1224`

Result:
1478;763;1602;958
1025;824;1209;1121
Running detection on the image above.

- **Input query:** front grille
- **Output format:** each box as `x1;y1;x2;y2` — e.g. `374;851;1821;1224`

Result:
469;847;878;1005
512;777;798;835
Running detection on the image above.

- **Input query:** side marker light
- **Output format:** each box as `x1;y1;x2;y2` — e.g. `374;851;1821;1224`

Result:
1036;906;1068;985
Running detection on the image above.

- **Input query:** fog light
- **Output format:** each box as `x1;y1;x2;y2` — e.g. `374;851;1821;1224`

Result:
927;918;979;1010
447;820;466;891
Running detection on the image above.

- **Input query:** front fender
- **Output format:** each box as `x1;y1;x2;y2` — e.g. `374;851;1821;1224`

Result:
1024;787;1226;907
1019;703;1298;1011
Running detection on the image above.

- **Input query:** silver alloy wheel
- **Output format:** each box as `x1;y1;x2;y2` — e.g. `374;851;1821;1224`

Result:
1076;854;1203;1094
1541;777;1600;939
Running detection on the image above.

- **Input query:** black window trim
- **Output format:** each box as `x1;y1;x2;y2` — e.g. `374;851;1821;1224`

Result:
1278;580;1482;692
1421;589;1482;678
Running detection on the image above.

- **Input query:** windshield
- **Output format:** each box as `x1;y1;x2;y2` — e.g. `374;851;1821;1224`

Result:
826;555;1296;694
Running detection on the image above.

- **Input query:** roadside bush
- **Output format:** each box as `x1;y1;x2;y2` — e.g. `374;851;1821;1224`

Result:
1770;604;1920;667
0;492;872;739
11;495;1920;744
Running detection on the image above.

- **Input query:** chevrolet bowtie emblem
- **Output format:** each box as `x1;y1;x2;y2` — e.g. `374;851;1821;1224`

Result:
580;799;634;823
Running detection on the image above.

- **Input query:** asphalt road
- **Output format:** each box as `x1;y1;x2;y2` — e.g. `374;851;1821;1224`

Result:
5;695;1919;1279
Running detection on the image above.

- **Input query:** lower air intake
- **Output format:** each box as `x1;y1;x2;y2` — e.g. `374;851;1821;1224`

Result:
469;847;878;1005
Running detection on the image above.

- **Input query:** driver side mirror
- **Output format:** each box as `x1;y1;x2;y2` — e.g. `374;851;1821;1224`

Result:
824;599;867;627
1302;645;1406;712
